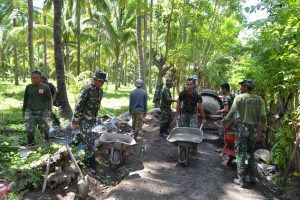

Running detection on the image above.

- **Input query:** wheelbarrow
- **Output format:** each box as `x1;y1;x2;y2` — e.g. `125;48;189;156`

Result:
220;123;236;167
167;123;204;166
97;133;136;169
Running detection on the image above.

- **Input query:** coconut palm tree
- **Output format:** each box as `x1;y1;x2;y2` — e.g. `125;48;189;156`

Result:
53;0;73;119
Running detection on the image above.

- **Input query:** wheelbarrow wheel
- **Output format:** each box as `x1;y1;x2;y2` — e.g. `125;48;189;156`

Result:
178;146;188;167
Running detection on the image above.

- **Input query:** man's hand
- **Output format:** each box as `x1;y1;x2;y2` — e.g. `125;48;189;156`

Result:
47;111;51;117
71;123;78;131
201;118;206;124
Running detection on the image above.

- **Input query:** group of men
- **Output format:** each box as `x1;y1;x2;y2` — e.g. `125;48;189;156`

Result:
158;76;267;188
23;70;266;188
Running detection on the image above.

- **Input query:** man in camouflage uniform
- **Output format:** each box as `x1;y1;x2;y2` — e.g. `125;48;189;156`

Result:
159;78;178;138
71;70;107;174
23;70;52;146
176;78;206;128
217;83;235;138
225;79;267;188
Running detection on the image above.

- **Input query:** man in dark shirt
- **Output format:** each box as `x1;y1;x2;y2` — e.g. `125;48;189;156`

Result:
41;75;60;127
175;78;206;128
23;70;52;145
129;79;148;140
160;78;178;138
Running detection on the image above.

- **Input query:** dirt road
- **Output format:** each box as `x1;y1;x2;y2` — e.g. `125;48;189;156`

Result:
25;114;281;200
98;115;278;200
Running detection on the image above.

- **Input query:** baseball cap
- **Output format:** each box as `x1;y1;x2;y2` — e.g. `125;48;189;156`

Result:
135;79;143;87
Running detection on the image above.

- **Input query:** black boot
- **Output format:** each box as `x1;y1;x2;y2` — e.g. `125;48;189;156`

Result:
88;156;97;175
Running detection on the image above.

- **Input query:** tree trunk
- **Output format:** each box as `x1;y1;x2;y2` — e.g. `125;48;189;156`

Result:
28;0;35;73
22;43;26;82
182;0;189;45
148;0;153;94
54;0;73;120
143;0;148;89
136;0;146;90
13;18;19;85
152;0;174;106
76;1;81;75
43;13;48;77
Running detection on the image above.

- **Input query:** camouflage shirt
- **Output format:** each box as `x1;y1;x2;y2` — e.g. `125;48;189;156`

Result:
72;83;103;124
178;90;203;114
160;87;172;109
223;94;234;115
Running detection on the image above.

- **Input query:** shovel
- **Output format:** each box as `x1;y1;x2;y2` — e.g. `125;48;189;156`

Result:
66;145;89;199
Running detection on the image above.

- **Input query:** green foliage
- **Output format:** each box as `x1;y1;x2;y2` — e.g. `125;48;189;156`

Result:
270;121;294;170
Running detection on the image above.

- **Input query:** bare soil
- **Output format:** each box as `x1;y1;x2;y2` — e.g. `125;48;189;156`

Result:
24;113;296;200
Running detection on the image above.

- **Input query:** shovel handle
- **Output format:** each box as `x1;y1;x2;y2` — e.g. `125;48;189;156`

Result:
66;145;84;178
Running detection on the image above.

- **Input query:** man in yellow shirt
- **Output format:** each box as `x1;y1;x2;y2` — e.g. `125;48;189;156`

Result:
225;79;267;188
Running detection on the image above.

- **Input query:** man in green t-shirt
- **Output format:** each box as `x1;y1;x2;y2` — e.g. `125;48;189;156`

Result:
224;79;267;188
22;71;52;145
159;78;178;138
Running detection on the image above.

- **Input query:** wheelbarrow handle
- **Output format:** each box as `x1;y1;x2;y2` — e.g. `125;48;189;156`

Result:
199;123;204;131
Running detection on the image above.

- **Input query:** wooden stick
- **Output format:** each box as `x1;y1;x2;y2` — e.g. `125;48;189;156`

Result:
282;135;300;186
42;156;51;194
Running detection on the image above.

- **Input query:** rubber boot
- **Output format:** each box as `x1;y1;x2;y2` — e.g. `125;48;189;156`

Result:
234;167;246;188
88;156;97;175
27;134;35;146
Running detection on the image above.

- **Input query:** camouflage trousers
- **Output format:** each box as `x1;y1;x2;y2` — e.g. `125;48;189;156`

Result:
131;109;144;132
24;109;49;143
160;107;173;134
235;123;255;181
79;119;98;159
180;112;198;128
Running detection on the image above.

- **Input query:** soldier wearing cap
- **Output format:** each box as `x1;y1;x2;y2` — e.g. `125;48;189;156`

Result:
129;79;148;140
224;79;267;188
71;70;107;174
159;78;178;138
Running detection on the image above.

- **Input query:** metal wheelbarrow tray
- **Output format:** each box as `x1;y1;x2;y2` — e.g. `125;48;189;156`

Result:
167;127;203;144
167;127;203;166
98;133;136;169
